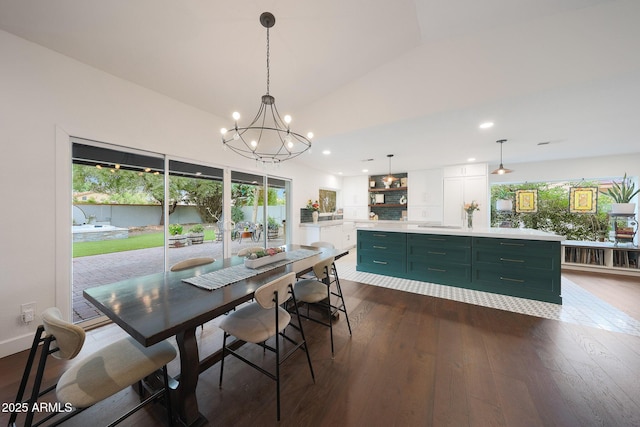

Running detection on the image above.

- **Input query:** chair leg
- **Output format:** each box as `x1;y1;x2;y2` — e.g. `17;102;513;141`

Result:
219;332;228;388
10;326;50;427
333;264;352;335
289;292;316;383
275;318;281;422
327;284;335;358
162;365;174;426
25;335;55;427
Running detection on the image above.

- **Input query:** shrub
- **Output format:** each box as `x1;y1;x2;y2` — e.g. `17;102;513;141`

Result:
188;224;205;233
168;224;183;235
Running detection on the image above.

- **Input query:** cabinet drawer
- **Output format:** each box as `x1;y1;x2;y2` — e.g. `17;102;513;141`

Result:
408;233;471;249
473;237;559;254
358;231;406;252
357;251;406;275
407;260;471;284
473;249;558;270
472;266;559;293
408;246;471;265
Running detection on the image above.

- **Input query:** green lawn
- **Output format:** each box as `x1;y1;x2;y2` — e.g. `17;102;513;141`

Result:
73;230;216;257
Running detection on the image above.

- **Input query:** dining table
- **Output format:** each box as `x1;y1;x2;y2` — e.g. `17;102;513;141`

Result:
83;244;347;426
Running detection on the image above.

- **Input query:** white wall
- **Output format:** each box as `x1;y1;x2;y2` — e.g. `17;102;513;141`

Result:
0;30;338;357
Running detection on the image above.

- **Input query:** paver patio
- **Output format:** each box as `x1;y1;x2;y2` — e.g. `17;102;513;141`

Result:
72;236;285;323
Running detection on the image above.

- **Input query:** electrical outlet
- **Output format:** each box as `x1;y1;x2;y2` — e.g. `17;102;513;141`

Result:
21;302;36;324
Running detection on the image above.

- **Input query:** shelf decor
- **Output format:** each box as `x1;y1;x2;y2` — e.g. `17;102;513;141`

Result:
569;187;598;214
516;189;538;213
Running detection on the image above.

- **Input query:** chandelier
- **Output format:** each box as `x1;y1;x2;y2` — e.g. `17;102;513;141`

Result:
491;139;514;175
220;12;313;166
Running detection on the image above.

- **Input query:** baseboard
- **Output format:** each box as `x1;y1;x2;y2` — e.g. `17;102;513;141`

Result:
0;332;35;358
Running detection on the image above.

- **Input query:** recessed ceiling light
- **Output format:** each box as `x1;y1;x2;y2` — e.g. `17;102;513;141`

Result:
362;169;368;173
479;122;494;129
322;150;331;155
467;157;476;162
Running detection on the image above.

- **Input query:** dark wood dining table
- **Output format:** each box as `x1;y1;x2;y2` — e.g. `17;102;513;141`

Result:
83;244;347;426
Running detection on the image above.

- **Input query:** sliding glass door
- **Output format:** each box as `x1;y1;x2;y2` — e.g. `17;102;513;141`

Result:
71;138;291;324
167;160;224;268
72;140;166;324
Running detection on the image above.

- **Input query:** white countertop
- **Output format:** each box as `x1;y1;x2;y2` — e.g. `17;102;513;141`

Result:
299;220;348;228
356;223;565;241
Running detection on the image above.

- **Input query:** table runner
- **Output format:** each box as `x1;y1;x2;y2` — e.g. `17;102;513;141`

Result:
182;248;320;291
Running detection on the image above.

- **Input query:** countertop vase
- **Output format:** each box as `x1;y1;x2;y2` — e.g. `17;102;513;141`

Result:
467;212;474;229
312;211;319;223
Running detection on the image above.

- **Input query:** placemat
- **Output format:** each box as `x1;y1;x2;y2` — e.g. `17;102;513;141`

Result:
182;248;320;291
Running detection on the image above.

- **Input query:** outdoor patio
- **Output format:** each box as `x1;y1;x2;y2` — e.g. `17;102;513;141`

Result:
72;234;285;323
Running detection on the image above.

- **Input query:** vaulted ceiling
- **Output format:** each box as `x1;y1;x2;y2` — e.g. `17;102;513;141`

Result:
1;0;639;176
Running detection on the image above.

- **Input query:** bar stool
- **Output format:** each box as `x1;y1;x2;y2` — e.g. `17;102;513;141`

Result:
293;256;352;357
9;307;176;427
218;272;315;421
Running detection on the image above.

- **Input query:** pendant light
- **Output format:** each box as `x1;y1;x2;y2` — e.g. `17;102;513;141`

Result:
382;154;397;187
220;12;313;166
491;139;514;175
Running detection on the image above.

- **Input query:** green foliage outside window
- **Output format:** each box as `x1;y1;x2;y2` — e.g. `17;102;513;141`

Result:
491;181;612;241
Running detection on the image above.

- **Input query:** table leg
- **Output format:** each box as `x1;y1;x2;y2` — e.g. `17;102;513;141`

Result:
175;327;207;426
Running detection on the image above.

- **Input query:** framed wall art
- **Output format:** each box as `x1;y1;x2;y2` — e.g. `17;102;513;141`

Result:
318;189;337;213
569;187;598;214
515;189;538;213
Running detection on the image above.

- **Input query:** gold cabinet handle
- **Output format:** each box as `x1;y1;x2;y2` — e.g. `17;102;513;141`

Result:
428;251;446;255
428;267;446;272
500;277;524;283
500;257;524;263
373;245;387;249
373;260;388;265
500;242;524;246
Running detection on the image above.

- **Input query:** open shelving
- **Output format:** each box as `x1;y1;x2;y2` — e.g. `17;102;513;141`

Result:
562;240;640;277
368;173;408;220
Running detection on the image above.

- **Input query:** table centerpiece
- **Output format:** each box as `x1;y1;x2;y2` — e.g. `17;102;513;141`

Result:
244;247;287;268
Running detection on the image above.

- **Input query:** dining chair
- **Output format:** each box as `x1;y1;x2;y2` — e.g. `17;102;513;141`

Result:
292;255;352;357
218;272;315;421
9;307;176;427
170;257;215;271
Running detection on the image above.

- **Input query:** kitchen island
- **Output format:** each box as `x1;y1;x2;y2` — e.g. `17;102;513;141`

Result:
357;224;564;304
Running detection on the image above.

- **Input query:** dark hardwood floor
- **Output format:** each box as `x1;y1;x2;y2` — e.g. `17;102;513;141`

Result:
2;273;639;427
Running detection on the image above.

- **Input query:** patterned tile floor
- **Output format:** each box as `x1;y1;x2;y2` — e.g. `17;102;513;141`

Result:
336;252;640;337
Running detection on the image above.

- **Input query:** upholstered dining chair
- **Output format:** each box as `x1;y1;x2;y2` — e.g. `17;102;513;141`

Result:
292;255;352;357
170;256;215;271
218;272;315;421
9;307;176;427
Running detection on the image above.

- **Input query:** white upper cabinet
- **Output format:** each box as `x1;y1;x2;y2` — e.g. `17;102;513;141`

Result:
407;168;444;222
342;175;369;219
408;169;443;205
443;163;487;178
442;164;488;227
